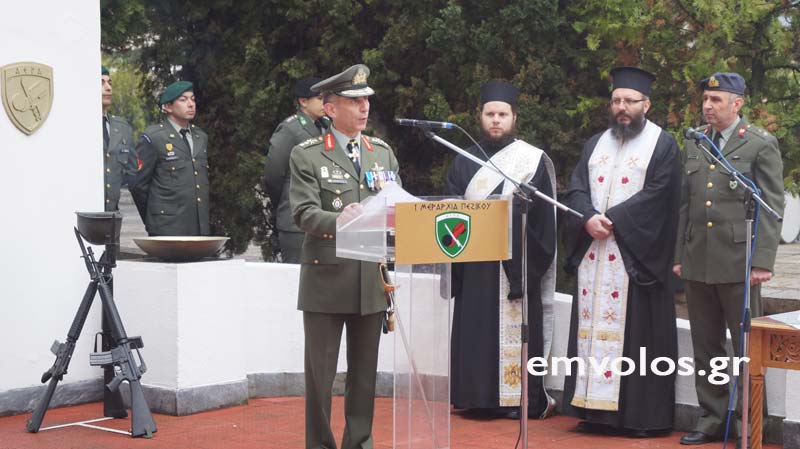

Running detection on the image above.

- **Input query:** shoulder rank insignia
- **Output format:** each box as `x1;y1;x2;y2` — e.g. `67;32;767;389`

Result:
140;134;152;143
324;133;335;151
369;136;390;148
298;136;322;148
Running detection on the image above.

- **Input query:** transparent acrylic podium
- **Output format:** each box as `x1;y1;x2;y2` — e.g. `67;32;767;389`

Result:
337;189;511;449
337;194;452;449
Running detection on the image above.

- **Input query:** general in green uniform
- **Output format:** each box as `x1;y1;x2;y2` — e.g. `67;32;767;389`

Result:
289;64;400;449
101;65;137;211
264;76;328;262
675;72;784;446
131;81;211;236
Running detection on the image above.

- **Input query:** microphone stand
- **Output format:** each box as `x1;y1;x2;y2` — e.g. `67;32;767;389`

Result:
423;128;582;449
692;136;782;449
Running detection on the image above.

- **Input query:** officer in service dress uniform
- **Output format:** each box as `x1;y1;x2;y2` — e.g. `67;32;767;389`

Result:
674;72;784;445
101;65;136;211
289;64;400;449
130;81;211;236
264;76;328;262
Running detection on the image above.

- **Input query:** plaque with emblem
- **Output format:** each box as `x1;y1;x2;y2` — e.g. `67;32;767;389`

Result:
1;62;54;135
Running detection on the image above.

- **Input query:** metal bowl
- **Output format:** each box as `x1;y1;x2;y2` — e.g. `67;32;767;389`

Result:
76;212;122;245
133;236;229;261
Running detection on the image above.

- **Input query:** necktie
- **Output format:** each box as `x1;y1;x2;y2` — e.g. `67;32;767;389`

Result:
103;117;110;151
347;139;360;173
712;131;722;151
180;128;192;155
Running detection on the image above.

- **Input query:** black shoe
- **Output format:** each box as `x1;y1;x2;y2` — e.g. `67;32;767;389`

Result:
680;431;719;445
627;428;672;438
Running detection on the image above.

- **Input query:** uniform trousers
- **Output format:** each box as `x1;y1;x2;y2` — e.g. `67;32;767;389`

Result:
279;231;305;264
304;311;383;449
685;280;763;437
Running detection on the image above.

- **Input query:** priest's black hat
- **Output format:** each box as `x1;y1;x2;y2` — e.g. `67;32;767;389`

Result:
480;81;518;108
610;67;656;96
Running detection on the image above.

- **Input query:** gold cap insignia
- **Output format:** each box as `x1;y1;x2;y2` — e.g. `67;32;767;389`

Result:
166;143;173;150
353;68;367;85
708;76;719;88
1;62;54;135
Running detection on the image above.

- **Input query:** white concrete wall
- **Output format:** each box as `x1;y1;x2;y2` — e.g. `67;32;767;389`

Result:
114;259;248;390
0;1;101;391
243;262;397;376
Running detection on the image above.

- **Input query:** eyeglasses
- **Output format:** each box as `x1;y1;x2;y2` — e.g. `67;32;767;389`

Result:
610;97;646;107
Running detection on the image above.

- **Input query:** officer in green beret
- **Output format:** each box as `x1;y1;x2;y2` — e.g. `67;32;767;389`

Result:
289;64;400;449
130;81;211;236
675;72;784;445
101;65;136;211
264;76;328;263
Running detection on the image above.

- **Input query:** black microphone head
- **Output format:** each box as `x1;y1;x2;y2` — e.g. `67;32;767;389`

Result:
684;127;705;140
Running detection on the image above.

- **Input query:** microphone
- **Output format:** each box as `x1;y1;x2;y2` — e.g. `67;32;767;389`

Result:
394;118;455;129
683;127;706;141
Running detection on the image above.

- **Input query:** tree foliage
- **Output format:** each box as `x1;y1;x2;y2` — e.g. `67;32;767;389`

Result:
101;0;800;260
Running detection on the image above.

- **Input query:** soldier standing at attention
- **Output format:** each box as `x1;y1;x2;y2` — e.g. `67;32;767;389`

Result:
131;81;211;236
101;65;136;212
289;64;400;449
264;76;327;262
675;72;784;445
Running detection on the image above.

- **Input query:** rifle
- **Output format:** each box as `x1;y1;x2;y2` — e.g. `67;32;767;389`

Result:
26;280;98;433
26;222;156;438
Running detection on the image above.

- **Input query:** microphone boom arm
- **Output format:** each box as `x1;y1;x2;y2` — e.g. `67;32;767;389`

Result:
693;137;782;222
423;129;583;219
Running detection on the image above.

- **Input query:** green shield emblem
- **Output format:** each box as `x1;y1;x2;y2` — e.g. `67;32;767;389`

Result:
435;212;470;258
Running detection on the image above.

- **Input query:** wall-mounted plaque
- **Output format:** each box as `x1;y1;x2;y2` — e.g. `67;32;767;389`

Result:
2;62;53;135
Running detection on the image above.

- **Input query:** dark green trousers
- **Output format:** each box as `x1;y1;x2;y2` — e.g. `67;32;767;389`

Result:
279;231;304;264
685;280;762;437
303;311;382;449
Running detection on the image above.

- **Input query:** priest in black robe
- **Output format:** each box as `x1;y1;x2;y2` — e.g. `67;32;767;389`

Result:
561;67;681;437
446;81;557;419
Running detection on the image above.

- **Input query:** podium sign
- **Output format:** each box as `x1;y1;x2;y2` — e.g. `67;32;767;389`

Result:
394;199;510;264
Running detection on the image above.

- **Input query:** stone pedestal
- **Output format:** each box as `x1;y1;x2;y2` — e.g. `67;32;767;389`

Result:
115;258;247;415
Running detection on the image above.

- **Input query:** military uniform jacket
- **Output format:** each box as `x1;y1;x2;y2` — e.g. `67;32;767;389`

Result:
104;115;136;211
264;111;324;233
131;119;211;236
675;118;784;284
289;132;400;315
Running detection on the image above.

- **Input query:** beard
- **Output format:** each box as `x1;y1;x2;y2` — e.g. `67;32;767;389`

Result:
479;126;517;154
609;109;647;141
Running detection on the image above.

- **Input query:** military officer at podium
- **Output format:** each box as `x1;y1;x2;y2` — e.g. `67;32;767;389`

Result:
289;64;400;449
131;81;211;236
101;65;136;212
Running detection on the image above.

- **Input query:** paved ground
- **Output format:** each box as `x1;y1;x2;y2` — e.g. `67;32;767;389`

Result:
0;397;776;449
